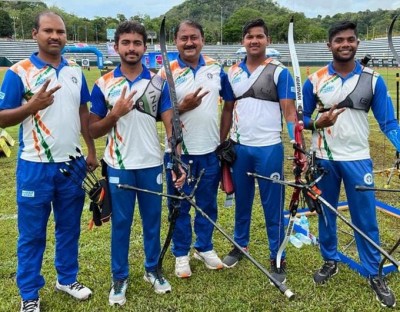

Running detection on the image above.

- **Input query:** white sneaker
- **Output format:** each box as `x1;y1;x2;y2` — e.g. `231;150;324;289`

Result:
55;280;92;300
194;249;224;270
109;279;128;306
20;298;40;312
175;255;192;278
143;271;172;294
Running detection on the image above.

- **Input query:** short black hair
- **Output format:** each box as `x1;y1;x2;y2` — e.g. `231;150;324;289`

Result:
34;11;65;30
174;19;204;39
328;21;358;42
242;19;268;38
115;21;147;44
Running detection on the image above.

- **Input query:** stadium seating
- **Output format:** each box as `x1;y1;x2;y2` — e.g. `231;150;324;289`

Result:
1;36;399;68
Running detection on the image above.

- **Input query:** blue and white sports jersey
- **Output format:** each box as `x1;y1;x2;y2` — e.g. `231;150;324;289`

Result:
228;58;295;146
0;53;90;162
91;65;172;170
303;61;398;161
159;54;234;155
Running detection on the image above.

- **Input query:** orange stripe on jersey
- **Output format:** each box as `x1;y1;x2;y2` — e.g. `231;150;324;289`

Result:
315;66;329;80
203;55;218;66
10;59;34;73
32;130;42;161
34;113;53;137
108;137;115;167
115;128;124;145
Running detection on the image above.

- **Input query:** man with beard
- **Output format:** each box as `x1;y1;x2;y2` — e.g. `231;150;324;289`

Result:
303;20;397;308
158;20;235;278
89;21;185;305
0;11;97;312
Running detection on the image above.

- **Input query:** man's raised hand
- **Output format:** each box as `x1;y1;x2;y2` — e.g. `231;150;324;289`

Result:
316;104;346;129
28;79;61;114
179;87;210;113
110;86;137;119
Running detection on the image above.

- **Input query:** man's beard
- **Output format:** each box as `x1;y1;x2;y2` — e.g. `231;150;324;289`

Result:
122;53;141;65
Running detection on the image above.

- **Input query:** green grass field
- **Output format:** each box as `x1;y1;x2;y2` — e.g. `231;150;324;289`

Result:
0;66;399;312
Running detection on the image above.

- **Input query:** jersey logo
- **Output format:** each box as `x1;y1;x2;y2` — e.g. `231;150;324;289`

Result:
270;172;281;180
320;85;334;94
363;173;373;185
109;176;120;184
21;190;35;198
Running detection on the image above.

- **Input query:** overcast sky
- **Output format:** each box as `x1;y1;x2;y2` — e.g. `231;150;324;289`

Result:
44;0;399;19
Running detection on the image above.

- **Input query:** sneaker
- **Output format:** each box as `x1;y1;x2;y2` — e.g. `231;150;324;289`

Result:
193;249;224;270
270;259;287;284
313;261;338;284
109;279;128;306
20;298;40;312
222;246;248;268
55;280;92;300
175;255;192;278
143;271;172;294
369;276;396;308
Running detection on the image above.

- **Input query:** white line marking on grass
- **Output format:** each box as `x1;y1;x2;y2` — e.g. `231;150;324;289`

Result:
0;214;17;220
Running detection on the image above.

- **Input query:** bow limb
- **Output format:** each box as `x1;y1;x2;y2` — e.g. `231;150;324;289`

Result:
276;17;306;268
288;17;307;175
157;16;184;277
386;14;400;186
388;15;400;66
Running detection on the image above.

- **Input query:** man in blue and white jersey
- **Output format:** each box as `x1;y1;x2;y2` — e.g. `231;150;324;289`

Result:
158;19;235;279
89;21;185;305
303;20;397;308
0;11;97;312
220;19;297;284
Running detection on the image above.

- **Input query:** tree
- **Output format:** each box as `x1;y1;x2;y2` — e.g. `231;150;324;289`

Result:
0;10;13;38
117;14;127;22
223;8;263;43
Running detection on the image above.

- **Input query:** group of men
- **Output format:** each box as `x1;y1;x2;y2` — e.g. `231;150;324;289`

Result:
0;10;398;312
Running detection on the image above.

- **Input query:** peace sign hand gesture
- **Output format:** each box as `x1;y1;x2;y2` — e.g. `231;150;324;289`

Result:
110;86;137;120
315;104;346;129
179;87;210;113
28;79;61;114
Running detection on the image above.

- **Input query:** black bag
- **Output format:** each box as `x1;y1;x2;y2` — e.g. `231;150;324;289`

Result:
88;159;111;227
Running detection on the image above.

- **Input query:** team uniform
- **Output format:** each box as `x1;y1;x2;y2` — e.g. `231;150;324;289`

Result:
90;64;172;279
159;54;234;257
0;53;90;300
303;61;400;276
227;58;295;260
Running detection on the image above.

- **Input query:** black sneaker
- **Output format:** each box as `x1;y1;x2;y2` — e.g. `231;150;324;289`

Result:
222;246;248;268
369;276;396;308
313;260;338;284
20;298;40;312
270;259;287;284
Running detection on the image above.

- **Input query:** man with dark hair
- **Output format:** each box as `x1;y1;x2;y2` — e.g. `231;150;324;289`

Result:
0;11;97;312
158;19;235;278
303;20;397;308
89;20;185;305
220;18;297;284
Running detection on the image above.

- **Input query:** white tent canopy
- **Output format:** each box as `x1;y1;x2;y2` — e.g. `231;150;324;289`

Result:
235;47;280;58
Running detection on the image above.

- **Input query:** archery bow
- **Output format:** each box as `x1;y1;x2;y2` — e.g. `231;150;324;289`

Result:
157;16;185;278
276;17;308;269
384;14;400;187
